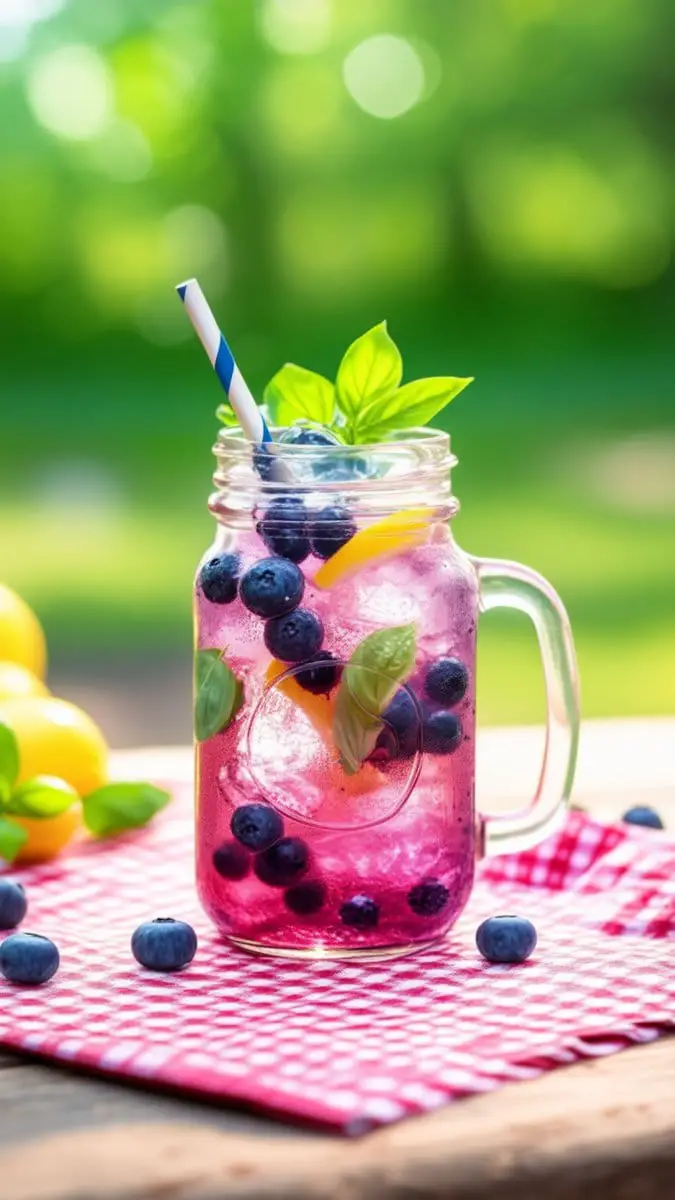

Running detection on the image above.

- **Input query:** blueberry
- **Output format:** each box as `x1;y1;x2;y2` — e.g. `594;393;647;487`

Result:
407;879;450;917
294;651;342;694
340;895;379;929
257;498;310;564
312;454;373;482
476;915;537;964
239;557;304;618
375;688;420;759
0;932;59;985
282;428;337;447
423;710;462;755
264;609;324;662
309;505;357;560
199;553;241;605
253;445;277;481
254;837;310;887
622;805;664;830
231;803;283;851
0;880;27;931
425;657;469;707
131;918;197;972
284;880;327;915
212;840;251;880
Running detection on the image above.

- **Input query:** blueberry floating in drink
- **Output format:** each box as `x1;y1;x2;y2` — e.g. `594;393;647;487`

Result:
279;425;339;447
131;918;198;972
425;657;469;707
239;557;304;618
264;609;324;662
476;915;537;964
423;710;462;755
0;880;27;931
212;840;251;880
309;505;357;560
231;803;283;851
284;880;327;915
0;932;60;985
407;879;450;917
254;837;310;887
294;651;342;695
375;688;420;759
199;553;241;605
340;895;379;929
257;498;311;564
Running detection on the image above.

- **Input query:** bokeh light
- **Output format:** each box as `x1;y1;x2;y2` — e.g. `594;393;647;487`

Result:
87;119;153;183
467;137;671;288
26;44;114;141
343;35;425;119
261;0;332;55
0;0;64;62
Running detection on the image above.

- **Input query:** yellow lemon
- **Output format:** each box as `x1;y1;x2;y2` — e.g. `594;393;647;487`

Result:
313;508;430;589
0;584;47;678
13;804;82;865
0;697;109;796
0;661;49;701
265;660;334;740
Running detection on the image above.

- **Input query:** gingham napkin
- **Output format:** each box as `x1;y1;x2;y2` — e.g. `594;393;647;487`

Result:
1;783;673;1134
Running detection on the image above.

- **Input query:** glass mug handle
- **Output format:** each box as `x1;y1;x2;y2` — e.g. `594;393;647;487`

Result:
474;557;581;856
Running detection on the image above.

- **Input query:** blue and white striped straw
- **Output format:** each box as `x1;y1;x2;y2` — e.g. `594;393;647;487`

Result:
176;278;274;448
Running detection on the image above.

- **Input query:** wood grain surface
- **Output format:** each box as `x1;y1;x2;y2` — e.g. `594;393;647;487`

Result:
2;720;674;1200
2;1039;675;1200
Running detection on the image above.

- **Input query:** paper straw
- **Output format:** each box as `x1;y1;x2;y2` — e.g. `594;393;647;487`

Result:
176;278;273;447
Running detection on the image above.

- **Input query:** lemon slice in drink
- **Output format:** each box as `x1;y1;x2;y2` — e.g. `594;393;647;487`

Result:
313;507;430;589
265;660;334;740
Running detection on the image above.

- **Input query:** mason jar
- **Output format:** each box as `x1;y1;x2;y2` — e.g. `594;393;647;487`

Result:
194;428;579;959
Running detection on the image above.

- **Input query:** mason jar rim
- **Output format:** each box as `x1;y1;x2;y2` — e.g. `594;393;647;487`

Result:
210;425;458;524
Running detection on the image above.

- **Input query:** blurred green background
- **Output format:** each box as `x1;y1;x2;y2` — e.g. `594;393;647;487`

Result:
1;0;674;744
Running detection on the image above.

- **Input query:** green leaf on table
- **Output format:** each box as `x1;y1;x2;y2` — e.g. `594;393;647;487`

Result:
335;322;402;425
0;815;28;863
195;649;243;742
264;364;335;427
216;400;240;427
333;623;417;774
7;777;77;819
355;376;474;443
0;722;19;790
82;782;171;839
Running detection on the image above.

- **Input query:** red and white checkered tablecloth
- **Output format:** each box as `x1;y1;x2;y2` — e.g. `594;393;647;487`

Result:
1;783;674;1134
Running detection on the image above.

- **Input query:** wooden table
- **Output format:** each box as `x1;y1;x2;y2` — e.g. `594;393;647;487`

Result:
3;717;674;1200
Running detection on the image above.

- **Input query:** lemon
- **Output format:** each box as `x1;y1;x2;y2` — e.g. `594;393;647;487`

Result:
13;804;82;865
0;661;49;701
0;697;109;796
313;508;430;590
265;660;334;740
0;584;47;678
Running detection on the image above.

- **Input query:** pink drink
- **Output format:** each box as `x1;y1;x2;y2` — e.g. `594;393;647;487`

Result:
195;431;481;958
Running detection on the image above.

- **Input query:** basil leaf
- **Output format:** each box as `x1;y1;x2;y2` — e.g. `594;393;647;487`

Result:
0;815;28;863
8;777;77;819
82;782;170;838
333;623;417;775
355;376;473;442
195;649;244;742
333;686;382;775
264;364;335;427
0;722;19;790
335;322;402;424
216;400;240;428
